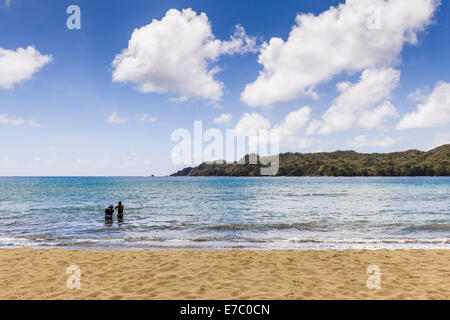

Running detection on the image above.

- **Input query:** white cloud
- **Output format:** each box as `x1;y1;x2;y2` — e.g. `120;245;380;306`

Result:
106;112;129;124
233;112;273;158
0;46;52;89
234;107;318;150
48;146;56;151
121;152;152;166
282;136;317;150
347;134;399;148
241;0;438;107
75;158;91;166
0;113;25;126
429;132;450;150
408;86;430;102
138;114;157;123
331;69;400;115
310;68;400;134
74;153;152;169
27;119;44;128
212;113;232;124
358;101;398;129
274;107;311;137
234;112;271;136
347;135;370;147
0;113;43;127
275;107;317;149
169;96;189;104
112;8;257;102
305;120;322;135
397;81;450;129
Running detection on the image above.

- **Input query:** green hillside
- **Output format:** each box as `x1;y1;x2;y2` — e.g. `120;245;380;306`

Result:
171;144;450;177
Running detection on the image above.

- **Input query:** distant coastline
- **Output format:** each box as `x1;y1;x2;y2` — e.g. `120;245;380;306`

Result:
171;144;450;177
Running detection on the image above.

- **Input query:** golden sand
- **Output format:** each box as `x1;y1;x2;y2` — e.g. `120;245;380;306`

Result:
0;248;448;300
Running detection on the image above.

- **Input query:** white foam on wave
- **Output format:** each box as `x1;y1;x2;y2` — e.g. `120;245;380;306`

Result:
0;236;449;251
287;237;450;244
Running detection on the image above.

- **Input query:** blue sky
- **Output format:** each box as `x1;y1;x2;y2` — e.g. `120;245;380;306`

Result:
0;0;449;176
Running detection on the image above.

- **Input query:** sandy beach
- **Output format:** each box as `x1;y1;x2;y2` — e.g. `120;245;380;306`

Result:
0;248;448;300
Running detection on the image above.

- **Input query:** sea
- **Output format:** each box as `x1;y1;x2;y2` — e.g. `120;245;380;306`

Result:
0;177;448;250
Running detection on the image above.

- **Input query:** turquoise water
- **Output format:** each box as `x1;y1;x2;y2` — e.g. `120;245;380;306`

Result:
0;177;448;250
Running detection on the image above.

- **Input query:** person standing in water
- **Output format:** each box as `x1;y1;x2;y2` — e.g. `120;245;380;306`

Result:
105;205;114;220
115;201;124;219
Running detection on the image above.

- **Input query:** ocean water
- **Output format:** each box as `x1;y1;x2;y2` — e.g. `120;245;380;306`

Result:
0;177;448;250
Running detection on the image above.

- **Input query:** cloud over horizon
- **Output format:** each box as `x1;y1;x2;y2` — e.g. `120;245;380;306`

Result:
234;107;318;150
0;113;44;127
397;81;450;129
347;134;399;148
310;68;400;134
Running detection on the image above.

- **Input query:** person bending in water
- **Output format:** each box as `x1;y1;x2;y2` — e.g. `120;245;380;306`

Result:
105;205;114;220
115;201;124;219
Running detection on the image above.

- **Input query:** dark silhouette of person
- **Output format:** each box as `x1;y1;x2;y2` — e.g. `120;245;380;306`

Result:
105;205;114;220
115;201;124;219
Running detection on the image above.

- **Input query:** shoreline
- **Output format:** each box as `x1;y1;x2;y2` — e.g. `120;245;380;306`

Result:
1;248;448;300
2;235;448;251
